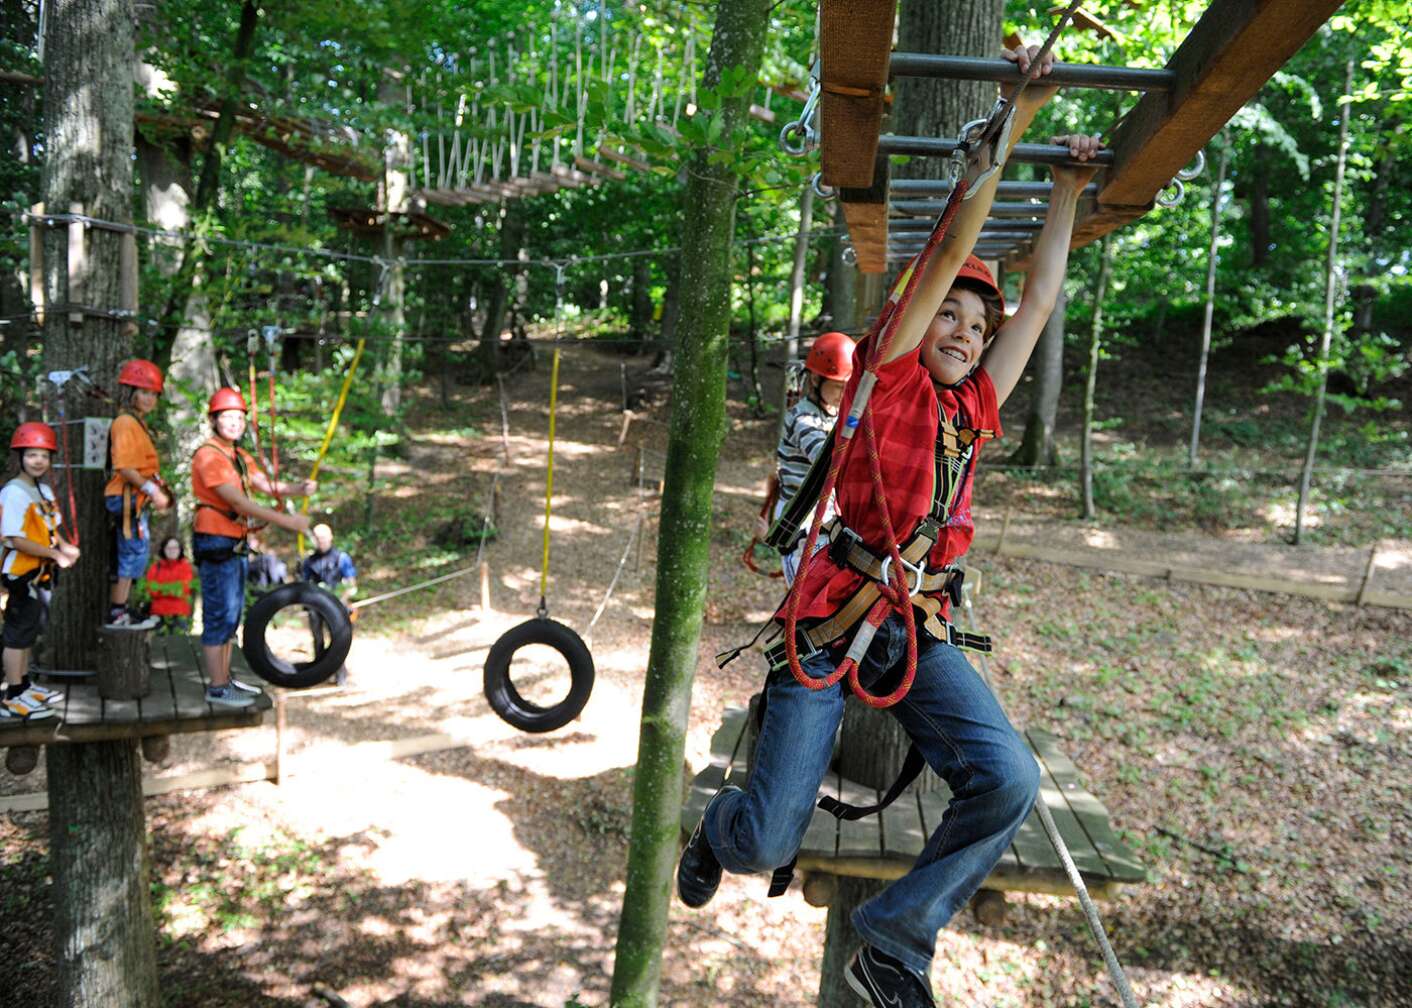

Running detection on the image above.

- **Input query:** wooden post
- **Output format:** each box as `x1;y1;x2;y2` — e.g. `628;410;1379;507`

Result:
496;374;512;464
479;561;491;612
819;875;887;1007
139;735;170;766
95;627;152;700
273;693;286;785
119;229;139;338
1355;544;1379;607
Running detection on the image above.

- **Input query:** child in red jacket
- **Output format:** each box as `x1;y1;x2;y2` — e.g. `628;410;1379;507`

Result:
145;536;194;635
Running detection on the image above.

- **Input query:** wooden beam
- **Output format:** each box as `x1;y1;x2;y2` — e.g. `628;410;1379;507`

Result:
840;148;890;274
818;0;897;188
1101;0;1343;208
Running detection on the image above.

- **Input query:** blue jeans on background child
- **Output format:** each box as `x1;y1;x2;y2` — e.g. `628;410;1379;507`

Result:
193;533;248;646
703;614;1040;979
104;494;150;579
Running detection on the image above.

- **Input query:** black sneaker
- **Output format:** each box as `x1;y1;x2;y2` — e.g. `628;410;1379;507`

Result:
676;784;737;908
846;944;935;1008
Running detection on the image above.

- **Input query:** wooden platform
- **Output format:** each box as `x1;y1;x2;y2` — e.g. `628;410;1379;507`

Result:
0;636;270;748
682;706;1146;898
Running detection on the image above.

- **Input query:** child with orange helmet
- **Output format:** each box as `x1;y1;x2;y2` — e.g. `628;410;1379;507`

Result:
105;358;172;627
679;37;1108;1007
771;331;855;583
191;388;314;708
0;422;80;721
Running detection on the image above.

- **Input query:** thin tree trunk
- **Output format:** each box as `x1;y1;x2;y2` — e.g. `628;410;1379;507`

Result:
745;234;764;416
1080;238;1113;520
479;204;526;381
153;0;260;344
379;72;411;418
653;253;682;371
1011;285;1065;467
823;200;856;334
1295;60;1354;546
41;2;158;1004
780;182;815;438
1188;139;1231;467
608;2;772;1004
630;255;654;352
1248;143;1269;268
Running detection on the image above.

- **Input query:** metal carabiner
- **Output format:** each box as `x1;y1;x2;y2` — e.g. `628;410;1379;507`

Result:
1177;148;1206;181
1156;178;1185;208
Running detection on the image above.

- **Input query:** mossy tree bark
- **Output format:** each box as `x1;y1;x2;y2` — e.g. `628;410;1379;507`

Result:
40;2;159;1005
608;1;771;1004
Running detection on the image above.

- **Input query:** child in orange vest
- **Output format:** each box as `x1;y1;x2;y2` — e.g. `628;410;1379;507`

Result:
105;358;172;627
191;388;312;708
1;423;79;721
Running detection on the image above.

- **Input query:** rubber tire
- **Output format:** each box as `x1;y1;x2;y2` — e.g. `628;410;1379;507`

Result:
483;617;595;733
241;582;353;689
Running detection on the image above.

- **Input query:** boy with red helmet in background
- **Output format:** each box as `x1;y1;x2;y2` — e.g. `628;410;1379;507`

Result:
770;331;855;583
105;358;172;627
1;422;79;720
191;388;313;708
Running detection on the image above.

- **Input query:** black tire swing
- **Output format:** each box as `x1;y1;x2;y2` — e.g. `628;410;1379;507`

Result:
483;347;595;733
240;331;363;689
243;581;353;688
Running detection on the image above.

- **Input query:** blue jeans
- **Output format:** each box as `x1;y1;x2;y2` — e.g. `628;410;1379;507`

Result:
104;495;150;579
193;533;247;646
704;614;1040;977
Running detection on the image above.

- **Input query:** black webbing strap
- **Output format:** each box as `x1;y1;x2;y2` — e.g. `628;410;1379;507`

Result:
817;743;929;822
767;857;798;897
764;426;837;553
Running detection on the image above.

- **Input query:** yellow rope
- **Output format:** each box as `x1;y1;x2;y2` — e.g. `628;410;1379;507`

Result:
539;347;561;605
296;338;367;555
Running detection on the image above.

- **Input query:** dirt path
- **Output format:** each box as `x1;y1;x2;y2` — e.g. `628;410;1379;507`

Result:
2;345;1409;1008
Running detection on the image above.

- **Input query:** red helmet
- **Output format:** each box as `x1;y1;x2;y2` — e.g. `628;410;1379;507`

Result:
10;422;58;452
954;255;1005;317
207;387;249;415
804;331;855;381
118;358;164;393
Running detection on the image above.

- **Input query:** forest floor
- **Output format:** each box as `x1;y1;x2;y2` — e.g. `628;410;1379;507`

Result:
2;340;1411;1008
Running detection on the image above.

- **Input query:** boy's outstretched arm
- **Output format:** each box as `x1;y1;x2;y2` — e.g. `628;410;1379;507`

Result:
883;44;1059;365
983;134;1104;407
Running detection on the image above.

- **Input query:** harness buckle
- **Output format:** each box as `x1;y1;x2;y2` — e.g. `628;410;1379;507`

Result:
764;629;824;673
878;554;925;596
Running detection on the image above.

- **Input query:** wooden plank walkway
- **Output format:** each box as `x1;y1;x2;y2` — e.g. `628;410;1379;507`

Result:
0;636;270;749
682;706;1146;898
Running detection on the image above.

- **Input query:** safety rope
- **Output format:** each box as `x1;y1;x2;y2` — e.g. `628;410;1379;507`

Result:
296;337;367;556
538;347;561;617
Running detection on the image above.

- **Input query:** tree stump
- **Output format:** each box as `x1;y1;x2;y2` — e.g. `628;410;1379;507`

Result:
6;744;40;776
139;735;170;766
818;875;887;1007
96;626;152;700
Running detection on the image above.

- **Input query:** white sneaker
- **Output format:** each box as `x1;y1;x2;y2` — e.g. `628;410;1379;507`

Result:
205;685;255;709
1;691;57;720
23;681;61;704
229;678;263;695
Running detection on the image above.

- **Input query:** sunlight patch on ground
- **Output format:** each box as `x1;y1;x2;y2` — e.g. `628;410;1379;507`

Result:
1082;527;1120;549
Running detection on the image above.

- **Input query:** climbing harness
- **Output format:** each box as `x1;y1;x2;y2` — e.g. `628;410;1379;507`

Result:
483;343;595;733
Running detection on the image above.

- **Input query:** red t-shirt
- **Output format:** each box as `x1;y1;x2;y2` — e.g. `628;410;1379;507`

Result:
778;337;1002;624
146;557;194;617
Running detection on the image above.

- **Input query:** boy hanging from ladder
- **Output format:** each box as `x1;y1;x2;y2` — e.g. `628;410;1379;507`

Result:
678;42;1103;1008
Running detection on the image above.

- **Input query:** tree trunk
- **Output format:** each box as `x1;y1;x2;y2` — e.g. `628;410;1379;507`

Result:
479;204;526;381
653;253;683;372
153;0;260;343
780;182;815;438
379;72;411;418
1188;140;1230;467
822;200;857;335
1080;238;1113;520
1010;285;1065;467
41;3;159;1005
819;876;889;1007
1295;61;1354;546
1248;143;1269;268
608;3;772;1005
892;0;1004;176
48;741;159;1008
745;235;764;416
630;255;654;352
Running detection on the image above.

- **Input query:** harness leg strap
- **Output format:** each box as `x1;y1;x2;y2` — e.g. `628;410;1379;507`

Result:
817;743;929;821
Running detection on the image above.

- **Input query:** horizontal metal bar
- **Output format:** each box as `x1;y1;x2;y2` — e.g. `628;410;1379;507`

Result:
892;199;1053;219
892;179;1099;199
888;54;1175;93
878;135;1115;167
888;218;1045;232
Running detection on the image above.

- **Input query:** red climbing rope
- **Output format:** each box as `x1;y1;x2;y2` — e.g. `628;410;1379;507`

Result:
781;178;971;708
